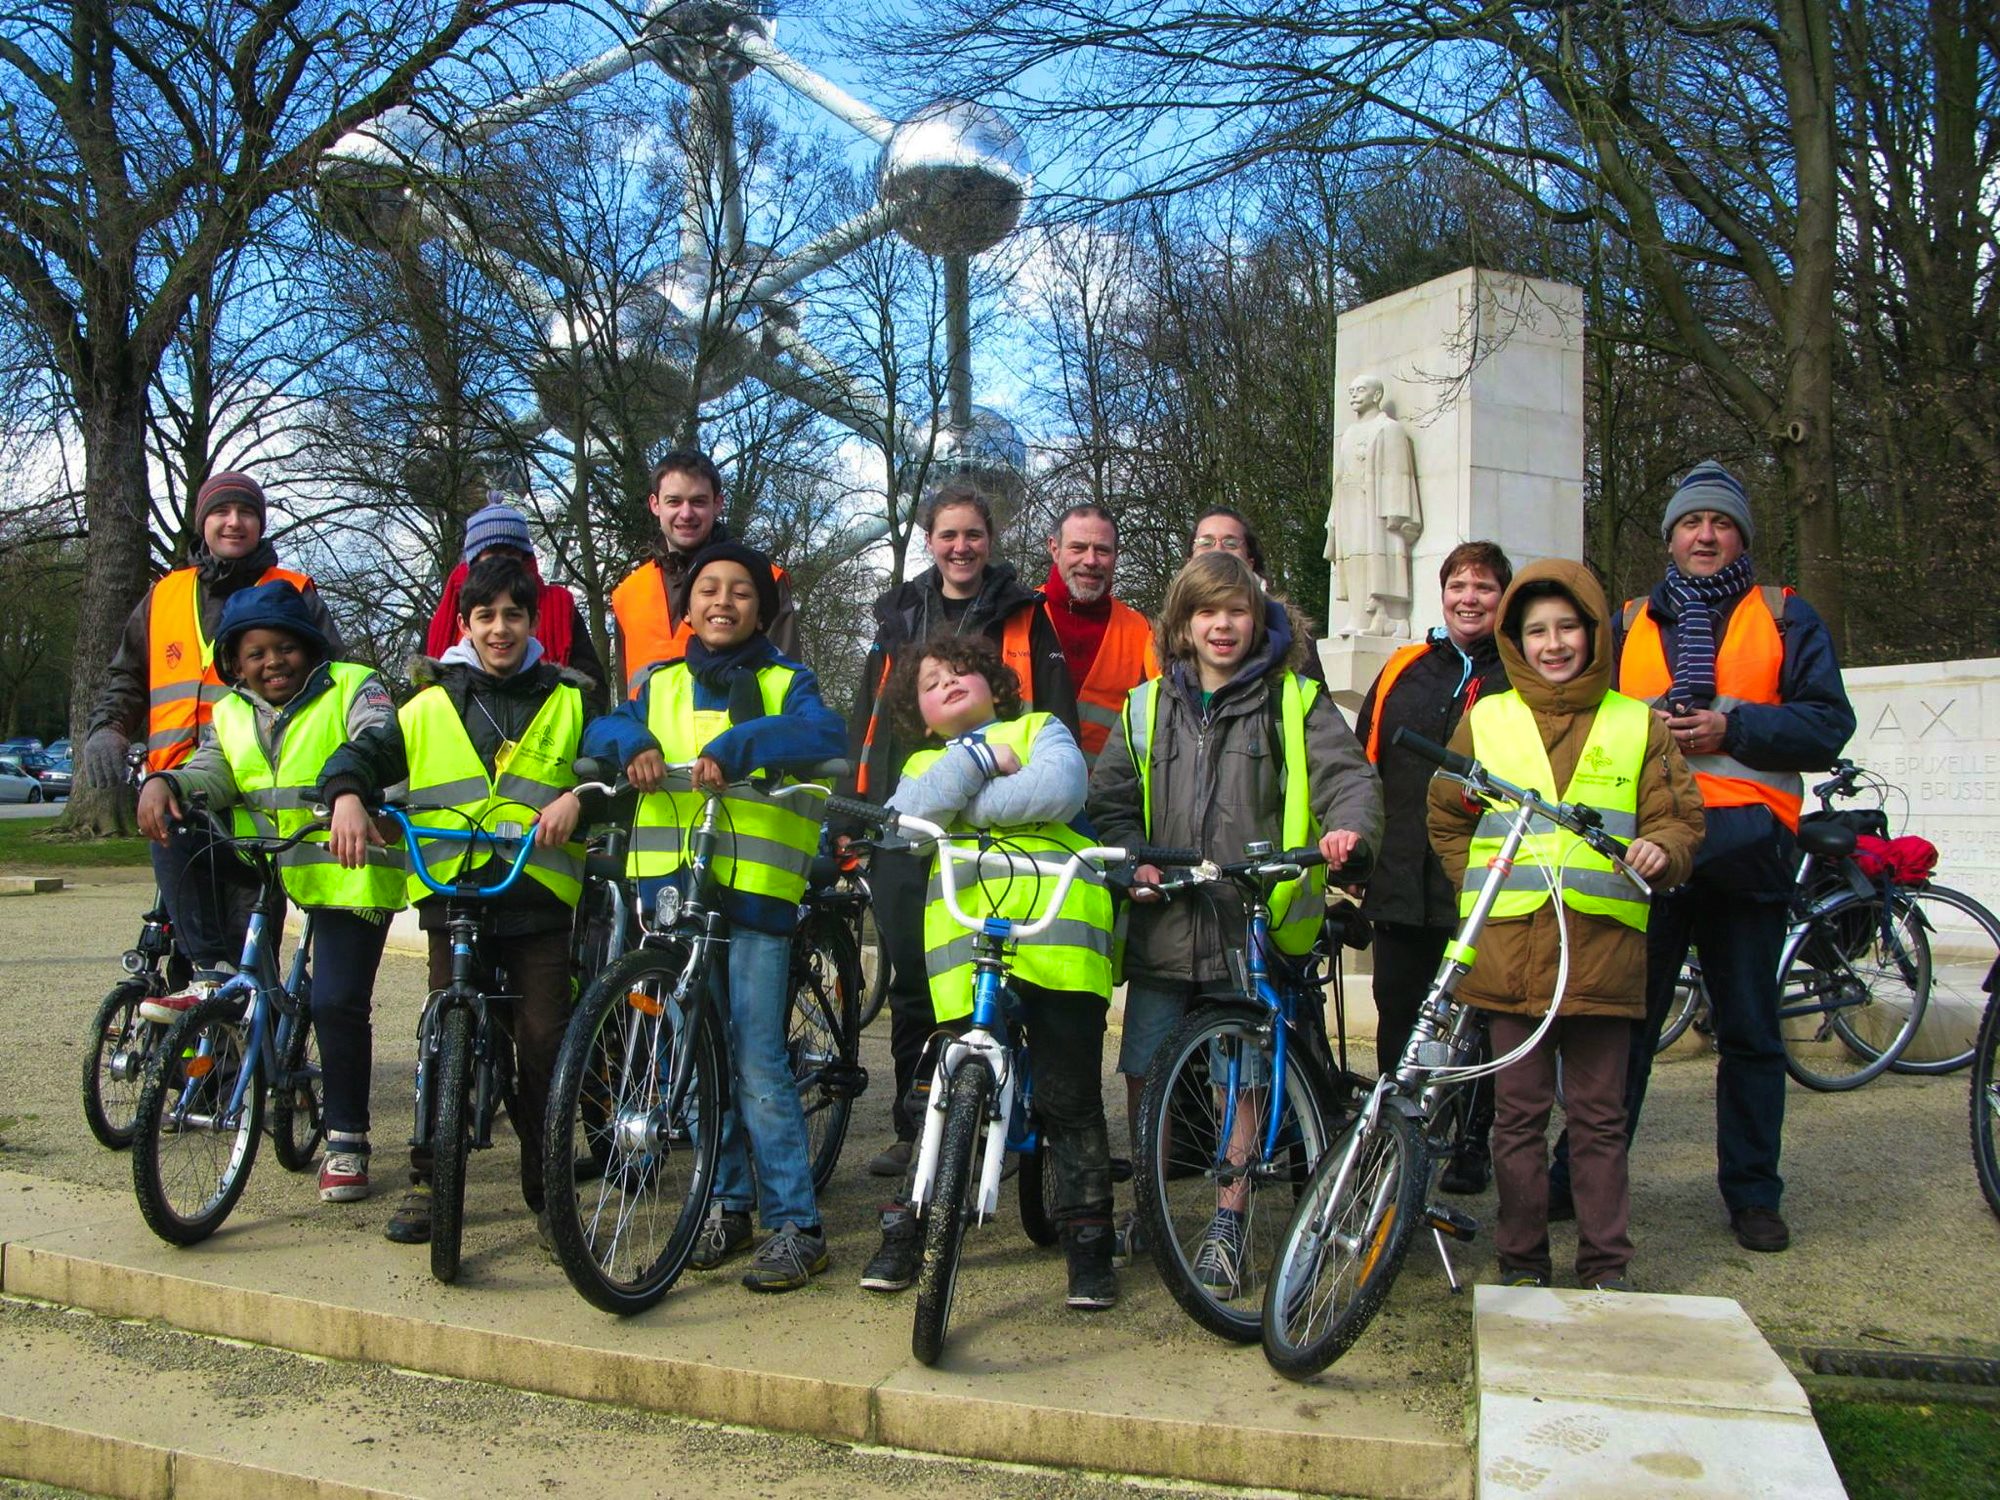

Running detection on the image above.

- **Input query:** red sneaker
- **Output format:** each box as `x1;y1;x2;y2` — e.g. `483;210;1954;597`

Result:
318;1151;371;1202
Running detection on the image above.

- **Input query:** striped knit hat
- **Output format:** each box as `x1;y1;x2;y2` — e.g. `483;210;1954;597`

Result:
195;471;267;531
1661;460;1755;545
463;498;534;562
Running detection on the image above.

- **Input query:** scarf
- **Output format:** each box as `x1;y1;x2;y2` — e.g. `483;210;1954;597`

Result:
1041;565;1112;684
684;633;778;725
1655;554;1757;709
426;555;578;665
195;538;282;593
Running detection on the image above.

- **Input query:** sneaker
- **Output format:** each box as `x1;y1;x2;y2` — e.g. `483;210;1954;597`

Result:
689;1202;754;1270
1063;1222;1118;1311
384;1185;432;1244
1591;1276;1634;1292
741;1222;829;1293
1191;1209;1246;1300
1501;1272;1550;1288
139;968;234;1025
859;1206;920;1292
866;1138;913;1178
318;1150;371;1203
1730;1205;1791;1253
1439;1150;1490;1196
1110;1209;1146;1268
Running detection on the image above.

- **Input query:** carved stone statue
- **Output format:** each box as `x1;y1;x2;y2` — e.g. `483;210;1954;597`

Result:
1326;374;1423;637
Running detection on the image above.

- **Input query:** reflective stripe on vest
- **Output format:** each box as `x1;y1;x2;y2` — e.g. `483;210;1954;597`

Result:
612;557;791;696
1460;690;1651;931
627;661;822;908
210;663;408;911
1363;641;1431;763
146;564;312;771
1122;672;1328;956
399;683;585;905
1619;586;1803;829
906;713;1113;1022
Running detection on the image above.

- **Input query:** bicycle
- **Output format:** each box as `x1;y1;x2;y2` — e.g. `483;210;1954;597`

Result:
129;818;323;1245
541;762;839;1315
1971;988;2000;1220
1128;846;1355;1343
825;791;1179;1365
788;839;871;1189
1260;727;1650;1379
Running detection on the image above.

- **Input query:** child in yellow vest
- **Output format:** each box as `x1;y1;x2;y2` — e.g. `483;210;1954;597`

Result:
1428;559;1703;1289
136;580;402;1205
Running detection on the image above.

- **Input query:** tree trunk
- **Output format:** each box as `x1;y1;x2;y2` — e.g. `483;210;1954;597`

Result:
57;384;153;838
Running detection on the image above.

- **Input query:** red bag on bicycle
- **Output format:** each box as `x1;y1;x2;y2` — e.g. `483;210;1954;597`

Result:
1852;833;1938;885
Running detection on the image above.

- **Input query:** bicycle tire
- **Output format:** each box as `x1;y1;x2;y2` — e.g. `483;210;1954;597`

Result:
269;1004;325;1172
1781;891;1929;1090
131;997;263;1246
83;980;158;1150
1879;886;1999;1075
1017;1126;1060;1247
544;943;724;1315
429;1006;475;1283
788;910;861;1191
1656;959;1705;1054
1262;1106;1427;1379
913;1061;991;1366
858;919;890;1031
1135;1005;1340;1343
1970;995;2000;1221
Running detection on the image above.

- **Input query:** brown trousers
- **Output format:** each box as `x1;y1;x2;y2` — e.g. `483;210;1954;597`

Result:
1487;1011;1634;1285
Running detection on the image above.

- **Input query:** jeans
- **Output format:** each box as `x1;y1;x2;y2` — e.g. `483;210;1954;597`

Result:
711;926;820;1229
150;821;256;970
310;909;390;1140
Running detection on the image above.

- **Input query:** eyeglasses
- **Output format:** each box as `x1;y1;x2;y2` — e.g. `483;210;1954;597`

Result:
1192;534;1245;552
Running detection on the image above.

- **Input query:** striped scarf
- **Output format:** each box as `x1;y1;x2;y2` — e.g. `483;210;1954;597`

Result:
1656;554;1757;708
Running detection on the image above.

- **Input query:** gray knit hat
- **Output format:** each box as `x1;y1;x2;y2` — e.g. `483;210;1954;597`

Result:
1661;459;1755;545
463;498;534;563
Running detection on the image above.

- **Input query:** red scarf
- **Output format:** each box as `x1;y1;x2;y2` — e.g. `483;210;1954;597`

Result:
1041;565;1113;685
425;556;579;664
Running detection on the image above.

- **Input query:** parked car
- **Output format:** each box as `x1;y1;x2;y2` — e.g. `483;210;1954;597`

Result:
0;737;42;758
0;757;47;803
45;739;71;761
19;752;71;798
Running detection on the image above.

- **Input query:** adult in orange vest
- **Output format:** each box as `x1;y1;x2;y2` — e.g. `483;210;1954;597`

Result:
1012;504;1158;767
609;450;795;692
83;471;344;979
1550;460;1854;1255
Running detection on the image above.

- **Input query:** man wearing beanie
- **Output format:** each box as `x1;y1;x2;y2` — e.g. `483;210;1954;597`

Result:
84;468;345;988
1549;458;1854;1255
609;449;796;693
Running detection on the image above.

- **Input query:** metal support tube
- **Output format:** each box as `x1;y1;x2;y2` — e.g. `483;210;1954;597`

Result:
460;44;647;142
944;255;972;429
731;34;897;143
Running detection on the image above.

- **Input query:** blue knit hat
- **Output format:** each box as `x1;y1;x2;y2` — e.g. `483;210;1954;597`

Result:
463;498;533;563
1661;460;1755;545
216;580;331;670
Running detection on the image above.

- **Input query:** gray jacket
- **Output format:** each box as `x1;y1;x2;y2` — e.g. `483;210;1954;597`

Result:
1088;603;1381;986
154;663;395;815
887;716;1087;832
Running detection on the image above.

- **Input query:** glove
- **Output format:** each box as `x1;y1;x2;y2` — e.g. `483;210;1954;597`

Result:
83;728;132;790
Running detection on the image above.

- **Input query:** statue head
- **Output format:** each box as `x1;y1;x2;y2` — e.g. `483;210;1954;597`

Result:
1348;375;1386;418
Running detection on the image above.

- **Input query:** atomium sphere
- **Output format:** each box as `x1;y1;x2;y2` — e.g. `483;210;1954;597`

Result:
651;251;802;396
877;101;1031;257
926;405;1028;506
317;107;455;249
640;0;773;85
529;287;688;442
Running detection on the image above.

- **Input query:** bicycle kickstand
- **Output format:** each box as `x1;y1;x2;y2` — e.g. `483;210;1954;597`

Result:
1427;1202;1479;1294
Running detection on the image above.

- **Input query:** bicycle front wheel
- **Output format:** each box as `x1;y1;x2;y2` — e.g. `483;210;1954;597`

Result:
913;1062;992;1366
1136;1006;1339;1343
269;1004;325;1172
429;1006;475;1284
1971;996;2000;1220
1882;886;2000;1075
544;944;723;1315
131;998;263;1245
1782;894;1929;1090
84;980;160;1149
788;910;861;1190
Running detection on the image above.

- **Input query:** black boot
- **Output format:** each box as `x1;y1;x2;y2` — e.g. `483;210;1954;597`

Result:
1062;1219;1118;1310
1440;1143;1490;1195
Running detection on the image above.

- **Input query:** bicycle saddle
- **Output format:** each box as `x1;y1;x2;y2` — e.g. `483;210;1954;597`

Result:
1796;820;1857;860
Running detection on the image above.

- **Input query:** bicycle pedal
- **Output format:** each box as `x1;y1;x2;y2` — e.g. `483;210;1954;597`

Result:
1426;1203;1479;1242
820;1061;870;1099
1109;1156;1133;1185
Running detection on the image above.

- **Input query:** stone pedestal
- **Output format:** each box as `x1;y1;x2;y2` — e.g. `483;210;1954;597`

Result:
1320;268;1585;705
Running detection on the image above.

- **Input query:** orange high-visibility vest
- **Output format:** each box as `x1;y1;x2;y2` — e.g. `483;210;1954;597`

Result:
1009;600;1159;761
145;564;312;772
612;556;791;696
1363;641;1432;763
1620;584;1802;829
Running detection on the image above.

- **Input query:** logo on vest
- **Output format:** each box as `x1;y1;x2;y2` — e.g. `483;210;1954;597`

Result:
165;642;184;668
1572;744;1631;789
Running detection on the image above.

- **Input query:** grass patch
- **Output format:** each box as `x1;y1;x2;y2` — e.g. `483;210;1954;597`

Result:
0;817;151;869
1812;1392;2000;1499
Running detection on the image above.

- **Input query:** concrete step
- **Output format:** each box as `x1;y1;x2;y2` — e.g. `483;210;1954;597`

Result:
0;1171;1471;1499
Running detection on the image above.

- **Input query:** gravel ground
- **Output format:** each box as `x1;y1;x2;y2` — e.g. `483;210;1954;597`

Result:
2;871;1997;1488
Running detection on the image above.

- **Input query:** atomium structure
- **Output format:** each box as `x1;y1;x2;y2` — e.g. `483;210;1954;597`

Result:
316;0;1033;545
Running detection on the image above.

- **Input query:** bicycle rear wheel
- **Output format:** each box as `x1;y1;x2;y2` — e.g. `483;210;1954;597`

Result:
429;1006;475;1283
1017;1124;1060;1247
1781;893;1929;1090
1135;1006;1339;1343
131;998;263;1245
83;980;160;1149
1881;886;1999;1075
913;1062;991;1366
1971;996;2000;1221
858;917;890;1031
1656;958;1706;1054
787;910;861;1190
269;1004;325;1172
544;944;723;1315
1262;1105;1426;1379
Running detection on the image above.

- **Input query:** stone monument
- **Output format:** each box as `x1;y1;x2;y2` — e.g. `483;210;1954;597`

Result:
1320;268;1586;704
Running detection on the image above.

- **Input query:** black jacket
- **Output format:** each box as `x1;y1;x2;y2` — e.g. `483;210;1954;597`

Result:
1354;629;1509;929
845;561;1079;802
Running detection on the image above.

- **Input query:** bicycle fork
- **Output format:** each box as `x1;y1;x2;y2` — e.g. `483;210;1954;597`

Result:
910;1030;1014;1221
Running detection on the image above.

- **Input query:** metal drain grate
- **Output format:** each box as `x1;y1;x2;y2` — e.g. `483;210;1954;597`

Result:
1801;1347;2000;1386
